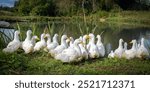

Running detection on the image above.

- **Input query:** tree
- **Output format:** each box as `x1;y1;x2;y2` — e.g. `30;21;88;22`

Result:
115;0;150;10
15;0;57;16
14;0;150;16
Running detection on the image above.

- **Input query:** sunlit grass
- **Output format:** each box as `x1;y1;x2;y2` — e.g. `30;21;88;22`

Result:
0;50;150;75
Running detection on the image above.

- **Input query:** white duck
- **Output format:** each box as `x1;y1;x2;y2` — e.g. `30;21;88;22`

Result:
83;35;88;47
55;37;75;59
31;35;39;46
114;39;124;58
136;38;149;59
47;34;59;52
3;31;21;53
108;50;115;58
123;40;137;59
96;35;105;57
44;33;51;52
88;33;100;59
45;33;51;45
79;35;89;60
69;37;74;48
50;35;68;57
86;37;91;52
22;30;34;54
55;39;82;62
58;37;74;54
33;33;46;52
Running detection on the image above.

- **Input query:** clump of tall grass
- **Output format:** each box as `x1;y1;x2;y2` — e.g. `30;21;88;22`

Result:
77;0;99;35
16;22;24;41
31;23;37;36
58;24;66;40
47;21;55;36
78;24;84;36
44;21;66;42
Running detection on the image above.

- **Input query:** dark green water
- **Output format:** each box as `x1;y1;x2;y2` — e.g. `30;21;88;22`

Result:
0;21;150;54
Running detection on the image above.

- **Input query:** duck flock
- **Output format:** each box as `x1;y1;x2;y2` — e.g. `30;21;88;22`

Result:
2;30;150;62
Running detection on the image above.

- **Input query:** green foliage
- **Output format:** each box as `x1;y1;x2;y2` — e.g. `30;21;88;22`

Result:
0;51;29;74
47;22;55;36
13;0;150;16
16;0;57;16
1;0;150;17
31;23;37;35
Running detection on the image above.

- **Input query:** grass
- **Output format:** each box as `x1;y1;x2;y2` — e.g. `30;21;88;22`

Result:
0;50;150;75
106;11;150;27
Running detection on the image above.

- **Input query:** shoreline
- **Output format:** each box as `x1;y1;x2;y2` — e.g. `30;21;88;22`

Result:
0;11;149;24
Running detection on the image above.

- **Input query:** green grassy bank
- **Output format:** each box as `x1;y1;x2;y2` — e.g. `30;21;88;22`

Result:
0;51;150;75
0;11;150;26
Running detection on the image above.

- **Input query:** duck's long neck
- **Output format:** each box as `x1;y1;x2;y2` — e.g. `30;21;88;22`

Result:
14;33;20;42
91;36;95;44
83;37;86;45
124;43;127;50
47;37;51;44
75;44;81;55
141;39;144;47
70;40;74;46
31;37;35;43
97;37;102;44
25;32;31;41
118;41;123;49
88;39;91;45
131;42;136;50
61;39;68;48
53;36;58;43
41;36;45;42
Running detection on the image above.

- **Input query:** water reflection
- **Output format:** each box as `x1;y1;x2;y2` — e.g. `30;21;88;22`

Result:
0;28;15;48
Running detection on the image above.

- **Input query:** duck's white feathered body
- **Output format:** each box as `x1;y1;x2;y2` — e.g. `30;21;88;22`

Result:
78;36;88;60
55;39;82;62
45;33;51;46
96;35;105;57
108;50;115;58
50;35;68;57
22;30;34;54
88;33;100;59
136;38;149;58
3;31;21;53
33;33;46;52
123;40;137;59
31;36;39;46
47;34;59;52
114;39;124;58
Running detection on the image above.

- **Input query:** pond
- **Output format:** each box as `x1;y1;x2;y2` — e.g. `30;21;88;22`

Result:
0;21;150;55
